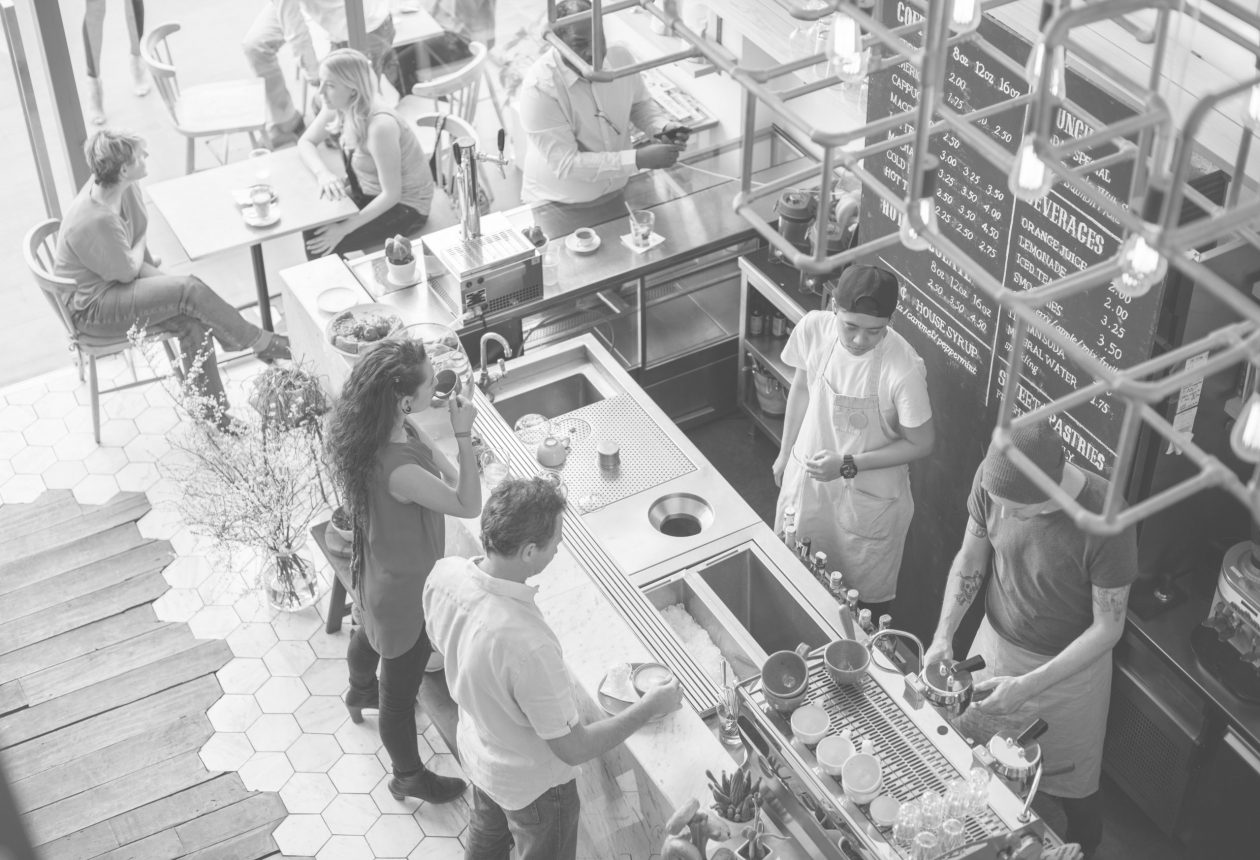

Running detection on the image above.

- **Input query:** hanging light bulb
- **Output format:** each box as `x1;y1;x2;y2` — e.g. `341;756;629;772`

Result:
1026;0;1066;99
1113;186;1168;299
1231;388;1260;464
1009;136;1053;201
1243;56;1260;132
949;0;984;35
831;5;870;83
899;157;940;251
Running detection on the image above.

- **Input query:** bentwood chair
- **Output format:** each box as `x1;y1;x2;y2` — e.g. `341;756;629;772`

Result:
409;112;495;210
24;221;183;445
143;23;267;173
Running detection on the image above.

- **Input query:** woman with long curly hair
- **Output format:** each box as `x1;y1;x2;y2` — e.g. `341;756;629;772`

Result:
325;338;480;803
297;47;434;258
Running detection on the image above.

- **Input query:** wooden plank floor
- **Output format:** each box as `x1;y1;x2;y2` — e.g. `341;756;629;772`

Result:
0;492;298;860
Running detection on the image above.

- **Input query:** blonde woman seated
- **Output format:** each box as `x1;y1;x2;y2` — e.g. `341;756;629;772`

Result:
54;130;290;419
298;48;435;259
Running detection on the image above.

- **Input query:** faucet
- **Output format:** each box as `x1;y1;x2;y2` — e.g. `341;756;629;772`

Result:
477;332;512;398
451;130;509;241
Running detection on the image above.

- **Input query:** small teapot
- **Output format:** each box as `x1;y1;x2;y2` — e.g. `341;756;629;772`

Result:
536;434;570;467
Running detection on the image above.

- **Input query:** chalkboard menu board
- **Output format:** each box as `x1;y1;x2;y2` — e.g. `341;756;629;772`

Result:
860;2;1162;477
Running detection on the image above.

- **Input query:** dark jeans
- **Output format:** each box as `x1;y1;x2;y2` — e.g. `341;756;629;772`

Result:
1060;791;1104;856
346;624;431;775
303;199;428;260
466;780;580;860
75;274;262;407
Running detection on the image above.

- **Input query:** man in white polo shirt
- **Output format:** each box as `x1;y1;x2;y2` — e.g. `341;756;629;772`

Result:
424;477;682;860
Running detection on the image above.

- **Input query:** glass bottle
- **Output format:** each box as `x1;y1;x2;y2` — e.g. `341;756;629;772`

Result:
771;313;787;337
783;525;798;555
846;588;860;614
812;550;828;582
858;608;874;635
828;571;846;599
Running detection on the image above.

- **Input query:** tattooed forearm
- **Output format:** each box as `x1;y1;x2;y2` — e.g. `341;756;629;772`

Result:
955;568;984;607
1093;585;1131;623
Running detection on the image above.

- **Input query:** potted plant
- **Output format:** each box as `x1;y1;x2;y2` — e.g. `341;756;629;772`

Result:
130;328;332;611
708;766;761;831
385;234;416;285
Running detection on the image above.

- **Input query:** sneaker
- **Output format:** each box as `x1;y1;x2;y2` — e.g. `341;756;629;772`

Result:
130;54;151;96
254;333;292;365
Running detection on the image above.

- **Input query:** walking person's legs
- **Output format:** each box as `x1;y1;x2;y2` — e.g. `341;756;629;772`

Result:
124;0;149;94
83;0;107;124
242;4;303;146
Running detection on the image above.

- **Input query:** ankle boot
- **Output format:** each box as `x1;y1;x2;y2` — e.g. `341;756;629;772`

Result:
254;332;291;364
344;685;379;724
87;78;105;125
388;768;467;804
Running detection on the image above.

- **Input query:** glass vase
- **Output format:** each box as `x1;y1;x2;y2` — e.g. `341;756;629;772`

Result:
263;541;326;612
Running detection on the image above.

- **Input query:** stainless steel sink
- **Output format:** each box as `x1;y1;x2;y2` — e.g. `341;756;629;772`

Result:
493;372;605;428
642;544;831;685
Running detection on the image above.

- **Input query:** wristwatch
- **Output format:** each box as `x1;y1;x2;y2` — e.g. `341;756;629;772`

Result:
840;454;858;480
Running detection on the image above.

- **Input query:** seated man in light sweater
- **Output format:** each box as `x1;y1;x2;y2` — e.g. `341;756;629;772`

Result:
423;477;682;860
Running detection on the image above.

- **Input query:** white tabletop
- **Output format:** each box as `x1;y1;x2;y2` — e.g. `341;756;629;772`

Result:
145;147;358;261
392;2;443;46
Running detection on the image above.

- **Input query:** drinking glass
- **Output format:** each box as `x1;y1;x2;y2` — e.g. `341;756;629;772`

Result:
968;766;991;814
249;147;272;185
541;469;567;498
941;818;966;853
542;239;561;288
944;777;970;820
892;800;922;848
629;209;655;248
918;790;944;835
911;831;939;860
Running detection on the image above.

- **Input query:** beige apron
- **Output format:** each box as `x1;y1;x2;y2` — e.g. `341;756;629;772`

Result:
957;616;1112;798
774;336;913;603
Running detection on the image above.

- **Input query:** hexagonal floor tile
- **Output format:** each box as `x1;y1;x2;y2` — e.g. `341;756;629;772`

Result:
279;771;338;814
11;446;56;476
414;794;469;837
123;433;169;463
264;640;316;676
98;419;139;447
335;718;383;755
323;793;381;836
4;381;47;405
234;589;278;623
22;418;68;448
135;405;179;435
163;556;212;589
0;431;26;460
286;732;344;773
238;750;294;792
206;694;262;733
198;732;253;772
84;445;129;477
255;676;309;714
73;474;121;506
423;725;452;758
170;527;220;558
245;713;302;752
153;588;203;623
273;813;330;855
0;474;45;504
0;404;37;433
272;609;322;641
317;834;375;860
302;659;349;697
216;658;270;695
188;605;241;640
33;391;77;419
294;695;348;735
52;433;98;463
411;835;464;859
116;461;161;492
226;622;278;658
308;627;351;659
41;460;87;490
329;754;386;793
366;814;424;857
137;506;183;539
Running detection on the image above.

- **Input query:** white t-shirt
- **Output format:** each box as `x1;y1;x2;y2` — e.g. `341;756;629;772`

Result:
781;311;932;432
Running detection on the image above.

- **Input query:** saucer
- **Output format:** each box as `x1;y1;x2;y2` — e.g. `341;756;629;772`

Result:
317;287;360;314
243;205;281;228
566;233;601;255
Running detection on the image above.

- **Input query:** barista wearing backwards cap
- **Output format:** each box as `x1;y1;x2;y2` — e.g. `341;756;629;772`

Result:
924;421;1137;857
772;264;935;616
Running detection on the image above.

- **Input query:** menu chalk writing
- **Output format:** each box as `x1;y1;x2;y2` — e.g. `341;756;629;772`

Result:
860;3;1163;475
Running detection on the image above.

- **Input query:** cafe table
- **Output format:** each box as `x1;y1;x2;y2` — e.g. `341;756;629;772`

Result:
145;147;358;332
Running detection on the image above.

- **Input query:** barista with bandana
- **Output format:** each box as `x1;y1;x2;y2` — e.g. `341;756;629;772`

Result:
772;265;935;616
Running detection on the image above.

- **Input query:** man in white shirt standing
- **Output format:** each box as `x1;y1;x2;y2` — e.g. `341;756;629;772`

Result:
242;0;396;147
424;477;683;860
518;0;690;204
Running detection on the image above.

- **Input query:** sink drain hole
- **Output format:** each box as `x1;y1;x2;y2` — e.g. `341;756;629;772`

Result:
659;514;702;537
